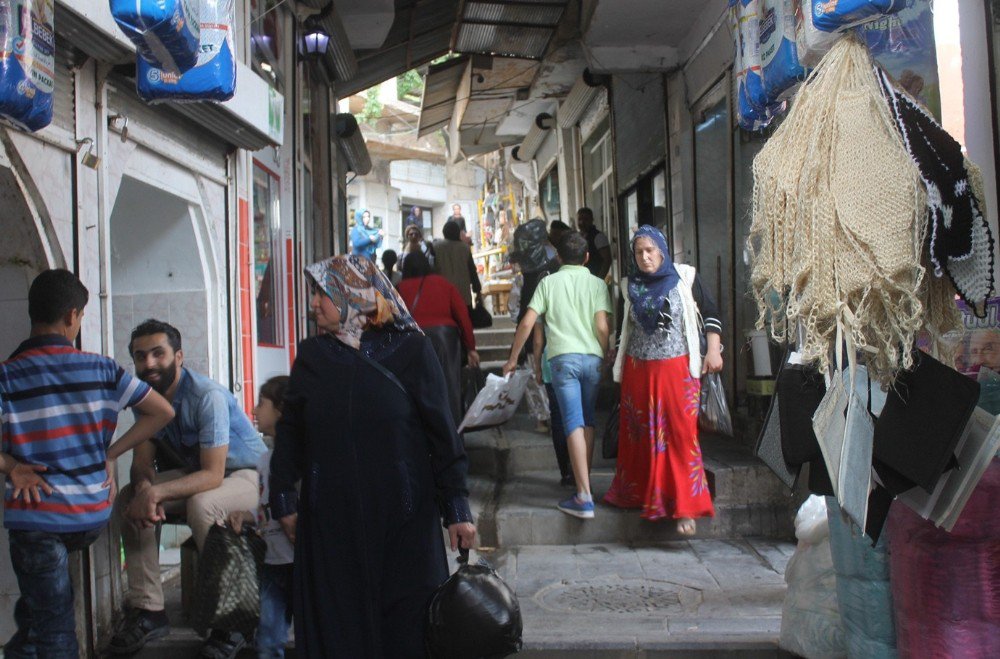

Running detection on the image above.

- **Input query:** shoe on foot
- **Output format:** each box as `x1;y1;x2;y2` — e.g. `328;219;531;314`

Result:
198;630;247;659
559;475;576;488
557;495;595;519
108;608;170;655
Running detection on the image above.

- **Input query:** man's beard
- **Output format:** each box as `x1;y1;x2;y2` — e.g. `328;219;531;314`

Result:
139;360;178;394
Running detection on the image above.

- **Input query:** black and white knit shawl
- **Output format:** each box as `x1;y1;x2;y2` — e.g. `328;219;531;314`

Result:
875;66;995;316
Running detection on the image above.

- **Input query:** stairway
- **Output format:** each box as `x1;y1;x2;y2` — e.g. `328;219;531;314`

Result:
474;315;517;371
463;318;800;656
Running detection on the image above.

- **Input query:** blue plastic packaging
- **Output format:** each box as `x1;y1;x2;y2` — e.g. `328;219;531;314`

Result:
111;0;201;75
731;0;783;131
813;0;905;33
759;0;806;102
0;0;54;131
138;0;236;102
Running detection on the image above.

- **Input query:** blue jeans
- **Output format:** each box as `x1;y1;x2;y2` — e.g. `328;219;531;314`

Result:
549;353;602;435
257;563;293;658
4;528;102;659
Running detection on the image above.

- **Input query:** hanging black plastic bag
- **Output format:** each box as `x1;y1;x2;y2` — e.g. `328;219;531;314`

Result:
698;372;733;436
192;524;266;638
427;548;522;658
510;219;552;274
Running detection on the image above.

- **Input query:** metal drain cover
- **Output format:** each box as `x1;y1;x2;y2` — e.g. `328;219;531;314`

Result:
534;577;702;615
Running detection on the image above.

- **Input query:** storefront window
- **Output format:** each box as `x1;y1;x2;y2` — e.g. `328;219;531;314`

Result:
254;163;283;347
583;122;614;234
541;166;561;222
251;0;285;91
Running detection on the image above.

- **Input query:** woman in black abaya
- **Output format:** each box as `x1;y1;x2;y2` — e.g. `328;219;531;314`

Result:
269;255;477;658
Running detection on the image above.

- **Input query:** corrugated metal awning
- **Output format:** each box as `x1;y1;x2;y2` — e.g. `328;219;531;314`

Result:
417;56;469;137
337;0;461;99
56;2;133;64
455;0;567;59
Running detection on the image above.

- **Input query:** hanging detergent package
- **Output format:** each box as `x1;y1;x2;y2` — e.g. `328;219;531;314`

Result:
138;0;235;102
858;0;939;119
813;0;904;33
759;0;807;102
0;0;55;131
111;0;201;75
795;0;841;67
731;0;768;109
731;0;782;131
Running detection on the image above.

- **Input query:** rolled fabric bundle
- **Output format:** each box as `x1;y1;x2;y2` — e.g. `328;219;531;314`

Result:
888;459;1000;659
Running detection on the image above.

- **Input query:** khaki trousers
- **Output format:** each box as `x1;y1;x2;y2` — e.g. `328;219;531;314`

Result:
116;469;259;611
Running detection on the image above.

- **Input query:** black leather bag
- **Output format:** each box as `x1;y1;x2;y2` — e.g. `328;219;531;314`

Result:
427;548;523;658
192;525;266;637
602;400;620;460
776;364;827;466
873;350;979;494
469;303;493;329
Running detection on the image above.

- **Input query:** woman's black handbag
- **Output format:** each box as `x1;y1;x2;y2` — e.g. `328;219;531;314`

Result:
469;303;493;329
426;548;522;658
192;524;266;638
602;400;620;460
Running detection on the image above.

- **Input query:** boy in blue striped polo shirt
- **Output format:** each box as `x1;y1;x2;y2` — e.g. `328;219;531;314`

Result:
0;269;174;658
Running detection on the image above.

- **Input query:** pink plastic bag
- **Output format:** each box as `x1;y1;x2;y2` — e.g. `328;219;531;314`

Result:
888;459;1000;659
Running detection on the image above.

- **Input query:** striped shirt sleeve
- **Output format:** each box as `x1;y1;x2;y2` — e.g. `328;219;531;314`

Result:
114;365;152;411
692;274;723;336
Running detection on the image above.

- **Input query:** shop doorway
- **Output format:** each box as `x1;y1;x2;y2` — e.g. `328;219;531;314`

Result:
109;176;211;374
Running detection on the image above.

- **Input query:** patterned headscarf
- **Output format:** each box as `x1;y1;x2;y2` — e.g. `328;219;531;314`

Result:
305;255;419;349
627;225;681;334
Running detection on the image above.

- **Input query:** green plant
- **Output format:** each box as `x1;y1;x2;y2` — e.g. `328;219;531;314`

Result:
355;87;384;126
396;70;423;103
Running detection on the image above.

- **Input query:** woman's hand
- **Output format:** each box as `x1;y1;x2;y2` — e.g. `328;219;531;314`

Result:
279;513;298;544
702;347;723;374
447;522;477;552
467;350;481;369
501;359;517;377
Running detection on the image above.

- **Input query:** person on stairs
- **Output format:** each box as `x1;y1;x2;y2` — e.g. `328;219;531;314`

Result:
503;231;612;519
604;226;721;536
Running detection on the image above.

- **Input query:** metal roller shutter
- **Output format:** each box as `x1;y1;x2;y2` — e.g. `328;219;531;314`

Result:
611;73;666;193
52;38;77;134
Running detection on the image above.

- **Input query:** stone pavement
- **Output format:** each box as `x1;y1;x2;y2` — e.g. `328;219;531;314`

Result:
135;537;795;658
483;539;795;657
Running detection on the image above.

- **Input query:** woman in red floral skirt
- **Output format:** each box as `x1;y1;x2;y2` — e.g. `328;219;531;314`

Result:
604;226;723;535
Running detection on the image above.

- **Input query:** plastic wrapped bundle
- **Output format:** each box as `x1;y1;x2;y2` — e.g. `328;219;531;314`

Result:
510;218;551;274
759;0;807;101
826;498;898;658
0;0;55;131
730;0;783;130
888;460;1000;659
813;0;904;33
795;0;841;67
138;0;236;102
111;0;201;75
780;496;847;659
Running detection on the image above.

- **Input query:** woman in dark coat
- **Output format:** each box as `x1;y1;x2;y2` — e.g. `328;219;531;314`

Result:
269;255;477;658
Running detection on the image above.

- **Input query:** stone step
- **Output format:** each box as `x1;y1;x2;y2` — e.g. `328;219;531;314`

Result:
476;470;797;547
486;539;795;658
479;344;513;362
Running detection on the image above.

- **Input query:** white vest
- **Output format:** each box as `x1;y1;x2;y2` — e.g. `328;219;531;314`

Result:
613;263;703;382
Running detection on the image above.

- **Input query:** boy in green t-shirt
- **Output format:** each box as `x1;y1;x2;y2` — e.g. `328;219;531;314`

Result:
504;231;612;519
